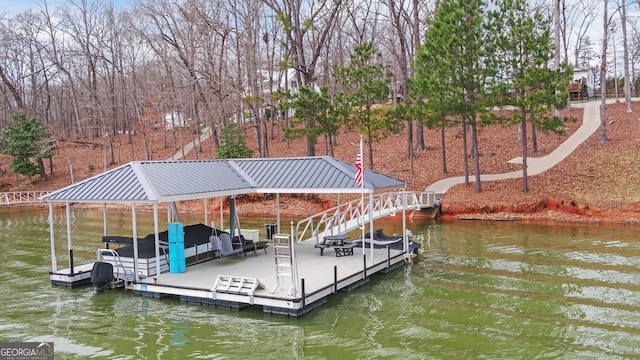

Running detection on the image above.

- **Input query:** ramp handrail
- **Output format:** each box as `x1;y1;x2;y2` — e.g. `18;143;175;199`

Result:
0;191;49;206
295;191;436;244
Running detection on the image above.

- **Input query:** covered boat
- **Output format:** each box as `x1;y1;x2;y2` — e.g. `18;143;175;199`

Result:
351;229;421;254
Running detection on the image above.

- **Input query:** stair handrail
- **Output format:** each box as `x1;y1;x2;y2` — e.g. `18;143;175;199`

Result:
96;248;133;287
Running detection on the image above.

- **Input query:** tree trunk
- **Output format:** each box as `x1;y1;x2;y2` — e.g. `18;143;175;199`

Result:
554;0;561;118
416;123;425;151
471;119;481;193
37;158;48;181
521;114;529;193
462;120;469;186
441;125;447;173
600;0;609;144
531;123;538;154
621;0;632;112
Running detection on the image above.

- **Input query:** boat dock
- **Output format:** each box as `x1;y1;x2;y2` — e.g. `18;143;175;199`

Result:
43;157;431;316
136;243;405;316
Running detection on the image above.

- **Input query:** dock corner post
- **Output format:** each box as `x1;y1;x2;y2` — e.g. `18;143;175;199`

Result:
69;249;74;276
363;254;367;279
154;203;160;278
48;202;57;272
65;202;73;275
132;203;139;282
333;265;338;294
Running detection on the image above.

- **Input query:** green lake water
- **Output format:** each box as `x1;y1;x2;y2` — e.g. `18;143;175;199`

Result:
1;206;639;359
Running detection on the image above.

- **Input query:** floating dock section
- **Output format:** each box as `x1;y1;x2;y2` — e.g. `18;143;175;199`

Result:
135;243;406;317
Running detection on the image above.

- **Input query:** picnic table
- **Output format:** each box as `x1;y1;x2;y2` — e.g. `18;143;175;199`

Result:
315;234;352;256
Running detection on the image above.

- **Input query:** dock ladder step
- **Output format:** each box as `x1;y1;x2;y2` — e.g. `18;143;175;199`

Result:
213;275;265;304
213;275;265;294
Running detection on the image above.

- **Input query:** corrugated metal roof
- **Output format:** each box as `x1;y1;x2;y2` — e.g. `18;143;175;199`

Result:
44;156;406;203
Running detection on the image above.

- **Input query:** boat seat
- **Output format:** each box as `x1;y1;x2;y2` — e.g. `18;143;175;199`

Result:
218;232;244;258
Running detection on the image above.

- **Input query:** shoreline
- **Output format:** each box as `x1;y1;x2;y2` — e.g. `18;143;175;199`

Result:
12;195;640;226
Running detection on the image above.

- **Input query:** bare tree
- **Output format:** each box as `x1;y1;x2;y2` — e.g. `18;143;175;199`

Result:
601;0;609;144
138;0;220;151
558;0;599;67
620;0;632;112
263;0;343;156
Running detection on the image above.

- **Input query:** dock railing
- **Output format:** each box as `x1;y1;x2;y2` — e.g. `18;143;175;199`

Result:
295;191;436;244
0;191;49;206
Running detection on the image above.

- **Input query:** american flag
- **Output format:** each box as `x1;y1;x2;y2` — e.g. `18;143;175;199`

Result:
355;147;363;186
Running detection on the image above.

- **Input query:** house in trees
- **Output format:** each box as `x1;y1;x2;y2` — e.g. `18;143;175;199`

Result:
259;68;301;95
163;112;186;130
235;68;320;123
570;68;596;101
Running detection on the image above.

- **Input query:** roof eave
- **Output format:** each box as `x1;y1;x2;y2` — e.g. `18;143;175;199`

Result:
46;199;155;204
158;188;255;202
254;187;375;194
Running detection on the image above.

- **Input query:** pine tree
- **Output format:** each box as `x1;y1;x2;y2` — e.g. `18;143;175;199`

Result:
491;0;573;193
0;112;54;182
333;42;396;170
411;0;495;193
282;86;342;157
216;123;253;159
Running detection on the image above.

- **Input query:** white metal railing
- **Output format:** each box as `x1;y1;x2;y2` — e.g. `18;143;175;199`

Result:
0;191;49;206
295;191;436;244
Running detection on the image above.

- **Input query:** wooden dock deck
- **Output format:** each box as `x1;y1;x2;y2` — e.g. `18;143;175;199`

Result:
134;242;406;317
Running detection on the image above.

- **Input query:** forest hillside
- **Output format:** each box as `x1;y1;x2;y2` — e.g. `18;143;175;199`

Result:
2;102;640;223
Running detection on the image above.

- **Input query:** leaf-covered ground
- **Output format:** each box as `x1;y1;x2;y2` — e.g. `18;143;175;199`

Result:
2;101;639;223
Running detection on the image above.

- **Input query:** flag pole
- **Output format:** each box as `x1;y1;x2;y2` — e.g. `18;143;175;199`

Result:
354;135;365;256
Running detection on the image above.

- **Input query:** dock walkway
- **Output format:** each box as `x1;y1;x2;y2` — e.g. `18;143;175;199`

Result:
0;191;49;206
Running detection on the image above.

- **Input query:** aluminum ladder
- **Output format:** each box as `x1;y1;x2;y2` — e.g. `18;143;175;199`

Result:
271;234;295;296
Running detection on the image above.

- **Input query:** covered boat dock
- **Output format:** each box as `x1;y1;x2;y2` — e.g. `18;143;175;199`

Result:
44;156;415;316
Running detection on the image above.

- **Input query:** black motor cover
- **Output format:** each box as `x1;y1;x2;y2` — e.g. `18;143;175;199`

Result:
91;262;114;292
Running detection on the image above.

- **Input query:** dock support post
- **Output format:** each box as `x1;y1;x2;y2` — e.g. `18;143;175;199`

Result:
301;279;306;311
49;203;57;272
66;202;73;275
333;266;337;294
363;254;367;279
387;246;391;269
69;249;74;276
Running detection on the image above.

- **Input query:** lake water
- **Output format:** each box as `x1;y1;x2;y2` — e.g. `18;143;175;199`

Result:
1;206;639;359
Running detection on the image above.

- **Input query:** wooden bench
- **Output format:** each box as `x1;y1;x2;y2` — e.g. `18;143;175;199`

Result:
333;242;357;257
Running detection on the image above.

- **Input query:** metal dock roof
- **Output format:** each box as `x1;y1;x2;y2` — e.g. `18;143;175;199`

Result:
44;156;406;204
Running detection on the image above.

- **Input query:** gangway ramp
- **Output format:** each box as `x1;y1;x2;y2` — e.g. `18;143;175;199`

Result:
295;191;436;244
0;191;49;206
